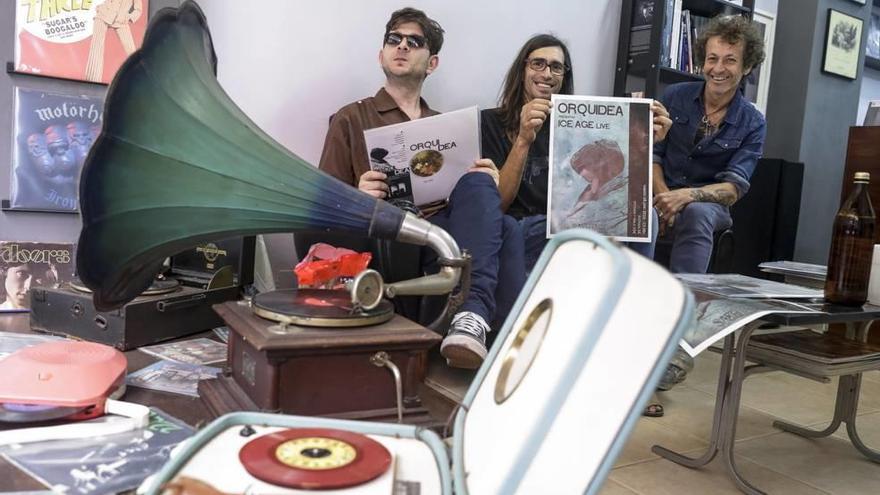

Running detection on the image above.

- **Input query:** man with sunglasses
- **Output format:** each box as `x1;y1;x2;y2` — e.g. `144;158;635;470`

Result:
319;8;526;369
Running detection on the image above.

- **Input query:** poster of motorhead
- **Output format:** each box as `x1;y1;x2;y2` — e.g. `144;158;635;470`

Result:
0;241;75;313
9;87;104;212
14;0;149;84
547;95;653;243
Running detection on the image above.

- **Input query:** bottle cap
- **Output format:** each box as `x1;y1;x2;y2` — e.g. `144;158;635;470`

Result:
855;172;870;181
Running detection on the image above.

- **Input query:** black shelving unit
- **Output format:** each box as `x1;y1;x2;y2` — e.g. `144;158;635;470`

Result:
614;0;755;98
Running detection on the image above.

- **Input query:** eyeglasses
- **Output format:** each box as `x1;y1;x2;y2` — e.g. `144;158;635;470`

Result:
384;32;427;50
526;58;569;76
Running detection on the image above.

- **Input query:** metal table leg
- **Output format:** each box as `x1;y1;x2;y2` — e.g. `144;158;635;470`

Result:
716;322;766;495
652;333;734;467
772;321;880;462
653;321;768;494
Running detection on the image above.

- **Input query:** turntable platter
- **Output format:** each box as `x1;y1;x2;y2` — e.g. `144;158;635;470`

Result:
239;428;392;490
69;277;180;296
252;289;394;327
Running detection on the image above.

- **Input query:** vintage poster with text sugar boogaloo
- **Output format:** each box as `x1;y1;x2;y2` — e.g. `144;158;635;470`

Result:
363;106;480;207
548;95;652;242
9;87;104;212
15;0;149;84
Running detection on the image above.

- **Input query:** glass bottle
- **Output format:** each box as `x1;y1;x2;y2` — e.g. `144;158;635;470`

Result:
825;172;876;306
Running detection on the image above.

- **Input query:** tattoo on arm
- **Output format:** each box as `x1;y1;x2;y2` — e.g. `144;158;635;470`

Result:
690;188;737;206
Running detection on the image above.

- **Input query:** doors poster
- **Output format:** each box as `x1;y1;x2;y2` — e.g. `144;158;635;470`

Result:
9;87;104;212
14;0;149;84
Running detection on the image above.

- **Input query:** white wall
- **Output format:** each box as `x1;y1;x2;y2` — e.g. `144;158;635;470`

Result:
858;67;880;124
755;0;778;15
198;0;623;166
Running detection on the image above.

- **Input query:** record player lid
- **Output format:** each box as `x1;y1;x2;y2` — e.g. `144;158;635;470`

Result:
449;230;694;495
0;341;127;408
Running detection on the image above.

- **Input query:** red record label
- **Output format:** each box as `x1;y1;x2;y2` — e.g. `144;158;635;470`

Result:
239;428;392;490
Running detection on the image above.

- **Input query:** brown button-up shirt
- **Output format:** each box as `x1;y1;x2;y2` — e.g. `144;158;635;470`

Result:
319;88;438;186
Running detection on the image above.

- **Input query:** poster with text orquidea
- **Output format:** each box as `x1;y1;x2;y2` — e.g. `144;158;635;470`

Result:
548;95;653;242
14;0;149;84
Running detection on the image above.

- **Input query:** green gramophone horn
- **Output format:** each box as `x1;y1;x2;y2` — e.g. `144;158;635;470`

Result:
78;1;462;312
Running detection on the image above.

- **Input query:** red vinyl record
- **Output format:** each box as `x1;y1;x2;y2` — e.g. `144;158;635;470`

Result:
239;428;392;490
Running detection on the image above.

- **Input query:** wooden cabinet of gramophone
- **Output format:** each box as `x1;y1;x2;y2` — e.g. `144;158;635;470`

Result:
199;297;442;423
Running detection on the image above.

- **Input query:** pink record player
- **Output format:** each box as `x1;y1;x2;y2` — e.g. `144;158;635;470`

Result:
0;341;149;444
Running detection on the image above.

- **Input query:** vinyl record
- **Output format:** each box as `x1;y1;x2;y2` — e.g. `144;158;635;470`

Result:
239;428;392;490
0;402;88;423
70;276;180;295
252;289;394;327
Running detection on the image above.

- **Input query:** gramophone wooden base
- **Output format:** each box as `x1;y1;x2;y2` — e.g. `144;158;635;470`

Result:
198;374;442;427
214;300;442;418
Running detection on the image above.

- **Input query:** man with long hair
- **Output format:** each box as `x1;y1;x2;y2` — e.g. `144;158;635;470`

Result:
482;34;671;268
319;8;525;369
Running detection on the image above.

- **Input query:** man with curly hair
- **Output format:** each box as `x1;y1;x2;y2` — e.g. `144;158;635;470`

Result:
652;15;767;392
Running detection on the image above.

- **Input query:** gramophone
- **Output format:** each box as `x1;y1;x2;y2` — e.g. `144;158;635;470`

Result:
29;236;256;351
70;2;469;420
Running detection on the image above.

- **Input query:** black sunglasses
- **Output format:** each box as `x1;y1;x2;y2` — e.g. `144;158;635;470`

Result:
526;58;569;76
384;32;427;50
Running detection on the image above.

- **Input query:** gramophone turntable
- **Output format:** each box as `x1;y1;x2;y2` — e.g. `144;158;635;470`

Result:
30;237;255;351
199;270;442;421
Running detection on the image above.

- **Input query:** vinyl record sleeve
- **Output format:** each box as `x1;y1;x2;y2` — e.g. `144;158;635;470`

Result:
14;0;149;84
548;95;653;242
363;106;480;207
9;87;104;212
1;408;193;495
0;241;76;313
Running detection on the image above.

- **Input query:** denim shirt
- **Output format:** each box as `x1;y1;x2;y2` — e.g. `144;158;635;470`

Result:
653;81;766;195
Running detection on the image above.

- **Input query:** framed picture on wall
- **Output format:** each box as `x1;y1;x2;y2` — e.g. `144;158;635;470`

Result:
822;9;864;79
867;6;880;70
744;9;775;114
13;0;149;84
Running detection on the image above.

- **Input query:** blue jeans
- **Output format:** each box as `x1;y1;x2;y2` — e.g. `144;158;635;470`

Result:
663;202;732;273
518;215;549;273
429;173;526;329
517;213;659;273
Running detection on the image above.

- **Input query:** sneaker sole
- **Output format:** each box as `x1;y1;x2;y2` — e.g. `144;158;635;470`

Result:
440;335;487;369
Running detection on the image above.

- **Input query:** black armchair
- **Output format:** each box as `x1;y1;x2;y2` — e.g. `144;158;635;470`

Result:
653;158;804;276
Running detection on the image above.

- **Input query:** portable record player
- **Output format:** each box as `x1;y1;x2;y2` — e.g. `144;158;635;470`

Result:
29;237;255;350
0;341;149;445
141;230;696;495
201;285;442;421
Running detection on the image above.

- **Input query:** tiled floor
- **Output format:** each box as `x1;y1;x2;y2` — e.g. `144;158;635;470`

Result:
603;351;880;494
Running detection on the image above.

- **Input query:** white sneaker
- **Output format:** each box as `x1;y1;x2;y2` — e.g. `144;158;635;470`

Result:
440;311;489;369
